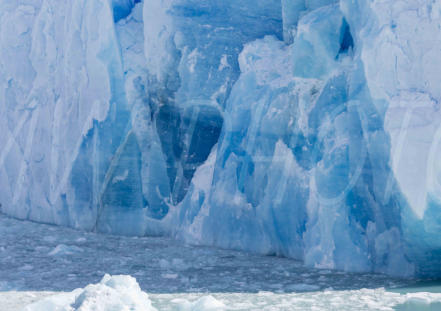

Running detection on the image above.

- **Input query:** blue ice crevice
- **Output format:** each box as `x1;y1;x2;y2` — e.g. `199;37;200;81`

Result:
112;0;142;22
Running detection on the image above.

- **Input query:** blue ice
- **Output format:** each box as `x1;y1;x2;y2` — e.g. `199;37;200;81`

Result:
0;0;440;278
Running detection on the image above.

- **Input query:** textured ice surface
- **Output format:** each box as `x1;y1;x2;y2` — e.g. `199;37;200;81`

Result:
12;290;441;311
1;0;441;277
25;274;157;311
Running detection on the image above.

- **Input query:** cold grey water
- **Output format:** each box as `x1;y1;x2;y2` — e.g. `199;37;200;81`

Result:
0;214;440;310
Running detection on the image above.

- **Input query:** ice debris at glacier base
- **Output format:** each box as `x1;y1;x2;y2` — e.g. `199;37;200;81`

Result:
1;0;441;277
1;214;441;311
22;278;441;311
24;274;158;311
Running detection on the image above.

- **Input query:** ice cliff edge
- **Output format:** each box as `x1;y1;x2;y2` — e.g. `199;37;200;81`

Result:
1;0;441;277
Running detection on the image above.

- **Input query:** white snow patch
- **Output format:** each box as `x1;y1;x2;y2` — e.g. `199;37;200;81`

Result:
19;264;34;271
161;273;178;279
48;244;84;257
187;49;200;74
172;296;226;311
112;169;129;184
218;54;229;71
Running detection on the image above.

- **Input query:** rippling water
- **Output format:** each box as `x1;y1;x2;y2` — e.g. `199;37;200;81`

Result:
0;214;440;310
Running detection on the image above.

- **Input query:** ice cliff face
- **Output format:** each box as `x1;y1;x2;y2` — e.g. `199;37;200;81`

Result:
1;0;441;277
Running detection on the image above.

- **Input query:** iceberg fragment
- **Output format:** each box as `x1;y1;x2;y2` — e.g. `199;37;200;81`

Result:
24;275;157;311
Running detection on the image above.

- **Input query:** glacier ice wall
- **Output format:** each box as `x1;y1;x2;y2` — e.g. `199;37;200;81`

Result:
1;0;441;277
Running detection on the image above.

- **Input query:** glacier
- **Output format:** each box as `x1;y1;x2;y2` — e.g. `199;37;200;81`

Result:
0;0;441;278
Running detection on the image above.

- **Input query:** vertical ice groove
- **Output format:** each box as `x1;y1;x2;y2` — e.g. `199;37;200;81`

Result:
50;101;101;206
12;107;40;206
49;99;62;196
0;111;30;170
93;129;134;230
